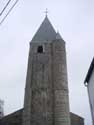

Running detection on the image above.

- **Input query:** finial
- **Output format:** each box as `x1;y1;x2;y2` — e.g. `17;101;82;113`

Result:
44;8;48;17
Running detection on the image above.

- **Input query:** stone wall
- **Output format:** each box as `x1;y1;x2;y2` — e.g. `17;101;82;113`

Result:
52;40;70;125
23;40;71;125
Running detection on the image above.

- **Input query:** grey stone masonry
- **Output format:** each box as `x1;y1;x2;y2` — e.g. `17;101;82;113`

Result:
51;40;70;125
23;39;70;125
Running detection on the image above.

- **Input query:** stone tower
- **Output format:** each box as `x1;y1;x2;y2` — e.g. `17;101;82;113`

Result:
23;16;70;125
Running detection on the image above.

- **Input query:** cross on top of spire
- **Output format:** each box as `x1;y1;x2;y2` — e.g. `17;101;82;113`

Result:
44;8;48;17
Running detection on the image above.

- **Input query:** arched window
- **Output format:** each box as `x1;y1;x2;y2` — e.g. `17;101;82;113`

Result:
37;45;44;53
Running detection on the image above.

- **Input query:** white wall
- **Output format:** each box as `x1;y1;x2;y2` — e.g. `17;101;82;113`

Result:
88;68;94;125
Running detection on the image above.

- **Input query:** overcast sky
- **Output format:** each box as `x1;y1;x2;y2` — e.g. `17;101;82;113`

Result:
0;0;94;125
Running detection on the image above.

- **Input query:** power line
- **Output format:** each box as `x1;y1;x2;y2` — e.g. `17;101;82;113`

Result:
0;0;19;26
0;0;12;16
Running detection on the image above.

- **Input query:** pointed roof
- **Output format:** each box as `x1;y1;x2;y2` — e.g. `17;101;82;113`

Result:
56;32;63;40
32;16;56;42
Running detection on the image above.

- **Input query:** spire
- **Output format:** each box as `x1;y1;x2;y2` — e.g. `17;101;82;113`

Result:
56;32;63;40
32;16;56;42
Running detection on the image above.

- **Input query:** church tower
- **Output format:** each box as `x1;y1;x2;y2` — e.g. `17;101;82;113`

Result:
23;16;70;125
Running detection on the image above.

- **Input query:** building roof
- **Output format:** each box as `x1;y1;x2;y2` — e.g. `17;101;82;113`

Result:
0;108;84;125
32;16;57;42
56;32;63;40
84;57;94;85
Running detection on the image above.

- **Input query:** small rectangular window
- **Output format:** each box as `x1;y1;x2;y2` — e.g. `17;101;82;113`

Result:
37;45;44;53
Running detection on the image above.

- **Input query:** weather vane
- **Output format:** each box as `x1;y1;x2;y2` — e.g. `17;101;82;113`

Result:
44;8;48;17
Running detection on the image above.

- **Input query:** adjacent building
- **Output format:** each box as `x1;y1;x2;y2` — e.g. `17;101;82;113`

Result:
84;57;94;125
0;109;84;125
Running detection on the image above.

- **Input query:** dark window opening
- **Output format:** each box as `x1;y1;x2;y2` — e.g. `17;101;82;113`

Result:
37;46;43;53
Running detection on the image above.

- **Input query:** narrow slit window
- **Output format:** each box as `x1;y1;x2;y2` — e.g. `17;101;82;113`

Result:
37;46;44;53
